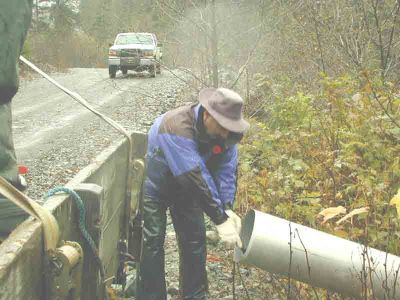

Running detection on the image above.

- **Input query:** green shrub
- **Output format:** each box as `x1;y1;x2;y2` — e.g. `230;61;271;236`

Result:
238;73;400;254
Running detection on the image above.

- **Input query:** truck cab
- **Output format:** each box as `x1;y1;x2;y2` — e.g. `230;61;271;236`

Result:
108;32;162;78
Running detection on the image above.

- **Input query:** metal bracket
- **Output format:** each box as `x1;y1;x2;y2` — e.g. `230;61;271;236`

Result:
127;159;145;262
131;159;145;216
46;241;83;300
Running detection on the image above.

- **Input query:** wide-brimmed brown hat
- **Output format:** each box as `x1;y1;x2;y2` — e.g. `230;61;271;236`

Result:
199;87;250;133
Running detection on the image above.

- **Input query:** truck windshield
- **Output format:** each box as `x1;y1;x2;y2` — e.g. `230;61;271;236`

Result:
115;34;154;45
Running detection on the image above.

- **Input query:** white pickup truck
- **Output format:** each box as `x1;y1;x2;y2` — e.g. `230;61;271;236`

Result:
108;32;162;78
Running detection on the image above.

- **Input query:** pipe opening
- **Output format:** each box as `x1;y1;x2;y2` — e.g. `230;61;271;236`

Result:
240;209;255;252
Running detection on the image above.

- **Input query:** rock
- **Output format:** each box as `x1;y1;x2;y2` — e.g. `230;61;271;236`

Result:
352;93;362;102
265;273;273;283
223;273;233;281
206;230;220;245
239;268;250;276
165;247;176;255
167;285;179;296
124;273;136;297
166;231;176;238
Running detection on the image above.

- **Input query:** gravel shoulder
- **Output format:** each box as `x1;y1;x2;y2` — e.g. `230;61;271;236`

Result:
161;215;281;300
13;68;188;200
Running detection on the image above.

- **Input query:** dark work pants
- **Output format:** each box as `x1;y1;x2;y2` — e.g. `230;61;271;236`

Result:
0;103;28;234
136;195;208;300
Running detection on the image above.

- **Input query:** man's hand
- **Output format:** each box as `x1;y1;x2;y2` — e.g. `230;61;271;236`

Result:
225;209;241;234
216;217;242;248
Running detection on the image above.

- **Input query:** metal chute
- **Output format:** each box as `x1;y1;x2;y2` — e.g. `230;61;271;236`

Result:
234;209;400;299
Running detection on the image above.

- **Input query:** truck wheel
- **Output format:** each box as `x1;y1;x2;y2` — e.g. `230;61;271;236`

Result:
150;66;156;78
156;64;161;74
122;67;128;75
109;66;117;79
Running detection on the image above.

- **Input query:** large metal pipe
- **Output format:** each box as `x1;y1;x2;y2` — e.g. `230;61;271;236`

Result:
234;210;400;299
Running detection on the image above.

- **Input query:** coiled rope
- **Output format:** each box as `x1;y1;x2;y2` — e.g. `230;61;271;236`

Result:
46;187;108;299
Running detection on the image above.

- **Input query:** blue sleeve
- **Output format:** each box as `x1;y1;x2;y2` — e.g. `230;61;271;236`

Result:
158;133;226;224
214;145;238;207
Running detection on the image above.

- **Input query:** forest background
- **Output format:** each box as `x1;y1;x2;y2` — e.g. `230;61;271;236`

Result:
26;0;400;293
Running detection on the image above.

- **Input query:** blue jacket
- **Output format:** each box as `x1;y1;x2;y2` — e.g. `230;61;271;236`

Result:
144;103;239;224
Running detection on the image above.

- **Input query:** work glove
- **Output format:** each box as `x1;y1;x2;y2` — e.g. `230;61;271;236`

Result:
225;209;241;234
216;217;242;249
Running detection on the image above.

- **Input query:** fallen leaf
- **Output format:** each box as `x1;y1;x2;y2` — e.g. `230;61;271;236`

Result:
390;189;400;217
333;229;349;238
207;254;223;262
318;206;347;224
107;287;118;300
336;207;370;225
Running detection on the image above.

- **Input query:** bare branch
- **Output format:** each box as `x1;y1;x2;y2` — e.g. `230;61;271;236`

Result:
156;0;211;37
178;67;209;88
295;229;320;300
230;32;263;89
363;73;400;128
383;1;400;75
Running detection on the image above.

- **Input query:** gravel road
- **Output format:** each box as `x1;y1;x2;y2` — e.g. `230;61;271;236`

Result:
13;68;188;200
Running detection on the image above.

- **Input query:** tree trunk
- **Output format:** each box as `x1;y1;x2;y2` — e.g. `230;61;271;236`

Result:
210;0;219;87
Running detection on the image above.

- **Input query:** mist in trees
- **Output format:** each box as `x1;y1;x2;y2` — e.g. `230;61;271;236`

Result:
27;0;400;87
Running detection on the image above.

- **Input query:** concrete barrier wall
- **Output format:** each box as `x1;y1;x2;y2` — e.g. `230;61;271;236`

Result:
0;132;147;300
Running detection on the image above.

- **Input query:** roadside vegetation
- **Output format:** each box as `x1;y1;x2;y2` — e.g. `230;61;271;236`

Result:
237;72;400;254
231;0;400;256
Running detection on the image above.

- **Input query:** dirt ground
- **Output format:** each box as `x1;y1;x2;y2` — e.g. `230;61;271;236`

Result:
113;214;308;300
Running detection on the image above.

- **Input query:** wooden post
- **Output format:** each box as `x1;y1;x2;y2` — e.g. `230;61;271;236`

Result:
210;0;219;87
